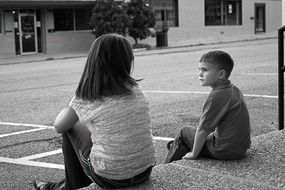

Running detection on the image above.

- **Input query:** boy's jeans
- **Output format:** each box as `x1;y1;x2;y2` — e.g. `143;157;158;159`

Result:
165;127;213;163
44;123;152;190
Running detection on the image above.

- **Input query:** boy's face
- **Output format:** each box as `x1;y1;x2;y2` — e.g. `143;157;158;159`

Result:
198;61;223;88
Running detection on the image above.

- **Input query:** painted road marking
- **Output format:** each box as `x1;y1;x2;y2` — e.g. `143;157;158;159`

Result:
145;90;209;95
0;122;174;141
18;135;175;161
0;88;277;170
0;135;175;170
241;72;277;76
154;136;175;141
0;156;64;170
243;94;277;99
0;128;46;138
0;121;54;129
0;90;277;139
0;134;175;170
20;149;63;160
0;122;174;169
144;90;278;99
0;138;173;170
187;72;277;76
0;122;54;138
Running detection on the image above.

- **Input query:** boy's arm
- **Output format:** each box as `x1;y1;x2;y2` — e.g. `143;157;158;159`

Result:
183;127;209;160
54;107;79;133
183;90;232;160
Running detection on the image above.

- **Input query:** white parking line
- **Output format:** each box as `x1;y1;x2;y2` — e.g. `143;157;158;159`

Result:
0;122;54;138
17;136;174;161
0;88;276;170
0;135;174;170
144;90;278;99
0;156;64;170
145;90;209;95
238;72;277;76
0;121;54;129
243;94;277;99
20;149;63;160
0;128;47;138
0;136;173;170
0;122;174;141
154;136;174;141
0;121;174;170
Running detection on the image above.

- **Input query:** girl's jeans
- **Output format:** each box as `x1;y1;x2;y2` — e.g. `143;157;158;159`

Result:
165;127;213;163
44;123;152;190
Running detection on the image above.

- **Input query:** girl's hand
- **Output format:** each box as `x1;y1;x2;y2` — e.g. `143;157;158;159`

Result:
182;152;196;160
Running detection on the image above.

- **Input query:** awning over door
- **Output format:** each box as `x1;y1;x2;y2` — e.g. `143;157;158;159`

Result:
0;0;98;8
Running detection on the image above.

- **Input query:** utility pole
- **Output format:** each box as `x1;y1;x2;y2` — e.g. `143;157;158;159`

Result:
279;0;285;130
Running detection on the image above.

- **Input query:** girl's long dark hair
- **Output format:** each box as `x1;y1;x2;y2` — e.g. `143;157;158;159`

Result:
76;33;138;100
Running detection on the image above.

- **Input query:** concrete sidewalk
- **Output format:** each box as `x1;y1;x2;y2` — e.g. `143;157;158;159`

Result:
0;32;277;65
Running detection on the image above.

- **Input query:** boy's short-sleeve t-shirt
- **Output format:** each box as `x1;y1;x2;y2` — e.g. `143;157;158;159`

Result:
199;80;251;159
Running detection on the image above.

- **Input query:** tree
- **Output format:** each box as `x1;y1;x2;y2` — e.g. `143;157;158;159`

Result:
90;0;131;37
126;0;156;45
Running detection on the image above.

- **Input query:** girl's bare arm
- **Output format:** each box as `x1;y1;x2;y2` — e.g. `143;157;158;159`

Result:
54;107;79;133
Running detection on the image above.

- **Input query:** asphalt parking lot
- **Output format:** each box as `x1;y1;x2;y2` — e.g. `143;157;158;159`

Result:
0;37;281;189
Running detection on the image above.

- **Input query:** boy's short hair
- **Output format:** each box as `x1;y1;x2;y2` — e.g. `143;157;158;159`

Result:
199;50;234;78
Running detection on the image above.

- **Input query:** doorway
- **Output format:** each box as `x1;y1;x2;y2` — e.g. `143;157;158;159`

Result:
19;12;38;55
255;3;265;33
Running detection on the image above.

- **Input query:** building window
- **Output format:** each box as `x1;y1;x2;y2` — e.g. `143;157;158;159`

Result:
53;8;91;31
205;0;242;26
54;9;73;31
151;0;178;27
75;9;92;30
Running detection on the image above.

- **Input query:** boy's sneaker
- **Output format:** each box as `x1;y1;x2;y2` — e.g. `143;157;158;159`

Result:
167;140;174;150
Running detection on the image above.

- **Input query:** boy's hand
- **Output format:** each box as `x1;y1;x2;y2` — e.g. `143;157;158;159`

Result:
182;152;196;160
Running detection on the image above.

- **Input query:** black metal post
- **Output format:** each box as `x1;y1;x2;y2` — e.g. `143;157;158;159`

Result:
278;26;285;130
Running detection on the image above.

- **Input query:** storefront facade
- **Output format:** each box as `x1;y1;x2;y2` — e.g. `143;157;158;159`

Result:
0;0;282;57
161;0;281;41
0;0;96;57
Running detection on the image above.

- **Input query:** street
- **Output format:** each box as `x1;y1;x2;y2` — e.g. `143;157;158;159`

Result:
0;38;280;189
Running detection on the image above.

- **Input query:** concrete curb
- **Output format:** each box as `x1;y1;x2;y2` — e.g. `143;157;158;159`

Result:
0;32;277;66
79;129;285;190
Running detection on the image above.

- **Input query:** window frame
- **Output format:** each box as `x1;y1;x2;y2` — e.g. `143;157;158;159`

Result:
74;8;92;31
205;0;242;26
53;8;74;31
152;0;179;28
53;8;92;32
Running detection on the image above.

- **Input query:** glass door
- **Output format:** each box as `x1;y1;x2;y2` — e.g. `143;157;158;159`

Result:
255;4;265;33
19;13;37;54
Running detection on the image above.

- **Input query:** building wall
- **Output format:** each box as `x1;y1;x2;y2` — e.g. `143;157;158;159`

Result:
0;10;15;57
46;31;95;54
282;0;285;26
0;0;282;57
0;13;96;57
166;0;281;42
255;0;282;31
0;34;15;57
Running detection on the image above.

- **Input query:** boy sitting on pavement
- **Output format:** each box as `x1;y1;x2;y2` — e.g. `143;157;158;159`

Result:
165;50;251;163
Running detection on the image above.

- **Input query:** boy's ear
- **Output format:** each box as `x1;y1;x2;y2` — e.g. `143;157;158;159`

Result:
218;70;226;79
